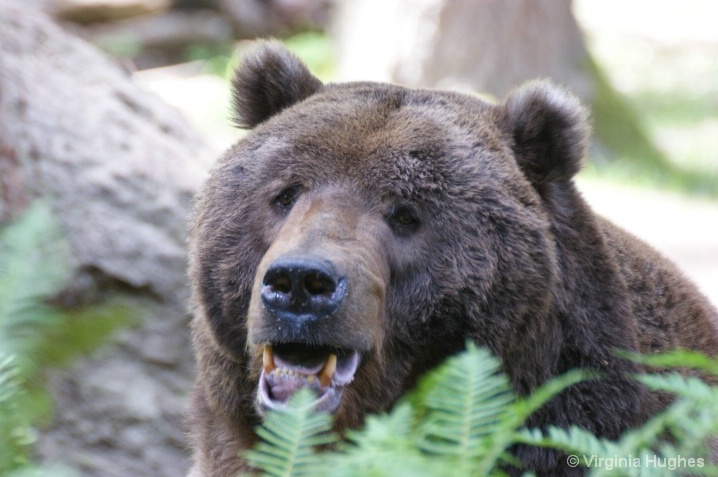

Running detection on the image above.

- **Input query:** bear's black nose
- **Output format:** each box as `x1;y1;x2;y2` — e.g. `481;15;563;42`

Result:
261;258;346;323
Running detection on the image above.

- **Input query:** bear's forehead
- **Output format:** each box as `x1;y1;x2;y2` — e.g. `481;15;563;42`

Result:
242;84;508;198
286;83;499;146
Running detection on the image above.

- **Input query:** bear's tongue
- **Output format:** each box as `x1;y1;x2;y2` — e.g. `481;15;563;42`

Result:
258;344;359;413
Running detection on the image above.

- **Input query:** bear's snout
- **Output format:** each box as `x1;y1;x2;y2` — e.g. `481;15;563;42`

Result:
252;256;365;416
247;186;388;352
261;257;347;324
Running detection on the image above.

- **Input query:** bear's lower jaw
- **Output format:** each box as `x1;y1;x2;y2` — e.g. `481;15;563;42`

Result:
256;343;360;414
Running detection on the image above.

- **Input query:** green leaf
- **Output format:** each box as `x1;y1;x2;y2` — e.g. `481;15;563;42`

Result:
414;342;514;475
510;369;586;428
0;354;20;403
636;372;718;404
0;202;70;371
38;301;135;369
244;389;336;477
0;353;30;473
323;404;442;477
0;201;133;473
621;349;718;377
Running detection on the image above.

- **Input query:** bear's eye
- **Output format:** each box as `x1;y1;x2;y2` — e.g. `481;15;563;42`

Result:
388;206;420;234
273;185;303;209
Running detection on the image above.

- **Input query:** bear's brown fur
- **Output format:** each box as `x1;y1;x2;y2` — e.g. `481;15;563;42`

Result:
187;41;718;477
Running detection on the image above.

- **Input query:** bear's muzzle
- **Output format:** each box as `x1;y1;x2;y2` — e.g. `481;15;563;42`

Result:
247;188;389;415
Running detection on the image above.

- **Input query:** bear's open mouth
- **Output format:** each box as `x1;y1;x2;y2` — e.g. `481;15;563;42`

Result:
257;342;360;414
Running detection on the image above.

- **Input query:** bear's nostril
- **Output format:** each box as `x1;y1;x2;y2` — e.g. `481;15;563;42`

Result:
268;272;292;294
305;271;336;296
261;258;345;321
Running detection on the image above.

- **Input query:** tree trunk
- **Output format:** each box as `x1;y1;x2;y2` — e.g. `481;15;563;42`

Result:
332;0;670;170
335;0;591;98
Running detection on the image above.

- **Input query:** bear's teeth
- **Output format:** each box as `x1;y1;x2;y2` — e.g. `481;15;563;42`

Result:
263;347;338;387
263;345;276;374
318;354;337;387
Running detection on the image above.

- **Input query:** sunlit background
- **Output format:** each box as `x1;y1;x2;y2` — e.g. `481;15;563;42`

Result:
0;0;716;476
132;0;718;303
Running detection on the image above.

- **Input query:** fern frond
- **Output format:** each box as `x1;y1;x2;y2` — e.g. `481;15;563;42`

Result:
0;203;71;473
618;399;694;451
414;342;514;475
0;352;31;473
41;301;135;369
519;426;654;477
343;403;415;452
518;425;622;460
510;369;586;427
322;404;442;477
0;202;133;474
622;349;718;377
519;393;718;477
0;354;20;404
637;372;718;404
0;202;68;316
244;389;335;477
0;202;69;373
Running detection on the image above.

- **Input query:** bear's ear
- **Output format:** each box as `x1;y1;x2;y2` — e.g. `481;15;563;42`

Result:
231;40;323;129
503;80;589;185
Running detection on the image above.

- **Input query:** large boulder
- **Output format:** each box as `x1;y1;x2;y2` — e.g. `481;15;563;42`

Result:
0;4;214;476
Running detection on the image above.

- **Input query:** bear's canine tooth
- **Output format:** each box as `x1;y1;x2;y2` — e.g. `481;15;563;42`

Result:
263;345;275;374
318;354;337;387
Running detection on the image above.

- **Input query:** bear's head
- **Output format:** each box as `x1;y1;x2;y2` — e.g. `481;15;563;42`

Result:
189;41;589;428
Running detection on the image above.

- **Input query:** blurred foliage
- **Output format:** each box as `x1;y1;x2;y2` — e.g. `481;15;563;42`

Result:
187;31;336;82
281;31;335;82
185;42;236;77
621;348;718;377
0;354;28;472
587;56;674;175
244;389;335;477
246;345;718;477
580;32;718;198
94;31;143;59
0;202;133;475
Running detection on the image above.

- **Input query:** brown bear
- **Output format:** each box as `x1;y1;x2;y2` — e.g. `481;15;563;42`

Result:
187;40;718;477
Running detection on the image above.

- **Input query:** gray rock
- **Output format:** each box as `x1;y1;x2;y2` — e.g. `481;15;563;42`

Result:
0;4;215;476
